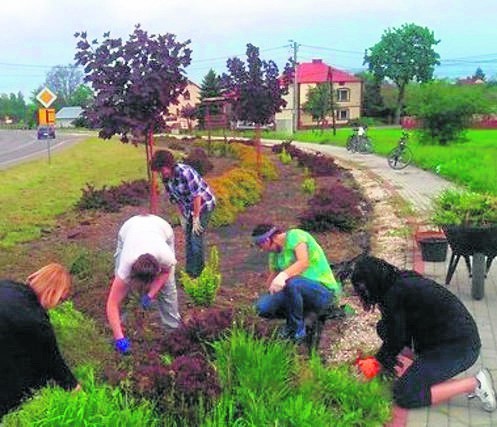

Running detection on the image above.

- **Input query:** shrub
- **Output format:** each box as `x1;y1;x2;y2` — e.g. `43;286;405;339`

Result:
278;148;292;164
180;246;221;306
301;177;316;195
184;147;214;176
76;179;148;212
299;185;369;232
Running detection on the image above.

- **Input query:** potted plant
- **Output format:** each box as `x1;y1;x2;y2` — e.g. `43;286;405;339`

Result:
430;189;497;299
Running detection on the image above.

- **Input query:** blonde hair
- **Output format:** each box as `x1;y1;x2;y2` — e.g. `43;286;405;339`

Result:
27;263;72;309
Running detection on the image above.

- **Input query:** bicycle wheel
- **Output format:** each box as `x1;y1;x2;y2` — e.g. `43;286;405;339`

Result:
387;146;412;169
361;137;374;154
346;136;354;151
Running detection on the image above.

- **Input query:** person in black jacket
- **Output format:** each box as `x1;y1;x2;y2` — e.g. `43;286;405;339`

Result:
350;255;496;411
0;263;81;418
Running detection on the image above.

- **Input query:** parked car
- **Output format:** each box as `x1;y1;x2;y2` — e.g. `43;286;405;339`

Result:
232;121;275;131
37;126;56;140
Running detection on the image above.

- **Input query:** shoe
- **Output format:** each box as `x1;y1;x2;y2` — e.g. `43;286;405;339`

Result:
293;327;306;344
277;325;294;340
475;368;497;412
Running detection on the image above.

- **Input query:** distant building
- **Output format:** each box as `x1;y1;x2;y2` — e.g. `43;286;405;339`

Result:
163;80;201;131
56;107;83;128
456;77;485;85
276;59;362;131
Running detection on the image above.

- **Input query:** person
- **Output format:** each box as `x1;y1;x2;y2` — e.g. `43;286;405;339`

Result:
106;214;181;355
357;125;365;137
252;224;341;343
350;254;497;412
151;149;216;278
0;263;81;418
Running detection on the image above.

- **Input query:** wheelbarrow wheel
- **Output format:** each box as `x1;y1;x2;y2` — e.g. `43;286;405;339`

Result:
471;252;486;300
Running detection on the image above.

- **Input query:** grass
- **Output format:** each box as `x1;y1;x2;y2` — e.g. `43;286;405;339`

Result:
257;127;497;195
0;137;148;248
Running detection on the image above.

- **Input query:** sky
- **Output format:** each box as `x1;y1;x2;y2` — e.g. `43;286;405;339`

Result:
1;0;496;98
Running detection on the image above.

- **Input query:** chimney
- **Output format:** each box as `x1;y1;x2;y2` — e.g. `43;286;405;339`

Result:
312;59;323;64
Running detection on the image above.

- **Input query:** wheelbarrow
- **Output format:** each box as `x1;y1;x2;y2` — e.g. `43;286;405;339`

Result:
443;225;497;300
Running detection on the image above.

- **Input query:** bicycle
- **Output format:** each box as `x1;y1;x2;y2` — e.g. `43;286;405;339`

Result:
387;131;413;169
346;129;373;154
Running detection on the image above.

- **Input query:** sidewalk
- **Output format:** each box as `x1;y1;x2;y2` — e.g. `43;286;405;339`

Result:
264;140;497;427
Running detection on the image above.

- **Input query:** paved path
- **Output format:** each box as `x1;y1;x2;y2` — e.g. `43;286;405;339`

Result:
263;140;497;427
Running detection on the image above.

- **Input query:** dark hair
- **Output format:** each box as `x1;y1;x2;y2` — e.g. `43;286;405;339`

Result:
350;255;400;311
150;150;176;171
130;254;160;287
251;223;282;238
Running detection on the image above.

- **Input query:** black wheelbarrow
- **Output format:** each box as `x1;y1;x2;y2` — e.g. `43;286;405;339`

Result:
443;225;497;300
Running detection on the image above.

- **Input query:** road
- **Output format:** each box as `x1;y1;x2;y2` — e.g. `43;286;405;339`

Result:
0;129;92;170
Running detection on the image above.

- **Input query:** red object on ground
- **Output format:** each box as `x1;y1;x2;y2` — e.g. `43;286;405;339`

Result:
355;356;381;380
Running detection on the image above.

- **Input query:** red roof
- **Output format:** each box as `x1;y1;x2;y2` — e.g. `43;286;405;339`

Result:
297;59;360;84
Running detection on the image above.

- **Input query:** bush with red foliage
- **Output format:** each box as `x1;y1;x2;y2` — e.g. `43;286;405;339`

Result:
76;179;149;212
162;307;234;357
299;185;370;232
184;147;214;176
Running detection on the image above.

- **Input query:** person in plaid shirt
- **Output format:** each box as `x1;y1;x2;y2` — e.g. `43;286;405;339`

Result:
151;149;216;277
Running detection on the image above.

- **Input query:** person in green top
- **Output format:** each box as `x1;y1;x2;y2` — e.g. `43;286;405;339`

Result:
252;223;340;343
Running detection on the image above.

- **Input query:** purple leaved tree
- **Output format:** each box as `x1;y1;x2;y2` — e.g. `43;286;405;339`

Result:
74;25;192;213
221;44;291;173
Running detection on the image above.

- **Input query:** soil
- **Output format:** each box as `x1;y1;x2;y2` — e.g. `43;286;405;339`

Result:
4;144;411;368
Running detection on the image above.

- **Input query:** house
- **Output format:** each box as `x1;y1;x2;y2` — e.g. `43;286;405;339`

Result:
55;107;83;128
163;80;201;131
275;59;362;131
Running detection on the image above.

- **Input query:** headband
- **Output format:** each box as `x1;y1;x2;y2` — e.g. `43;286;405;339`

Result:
252;227;278;246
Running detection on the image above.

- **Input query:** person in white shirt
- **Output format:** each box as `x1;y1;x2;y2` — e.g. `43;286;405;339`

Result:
106;214;181;354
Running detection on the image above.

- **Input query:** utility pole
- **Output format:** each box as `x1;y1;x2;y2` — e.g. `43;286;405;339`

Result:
289;40;299;134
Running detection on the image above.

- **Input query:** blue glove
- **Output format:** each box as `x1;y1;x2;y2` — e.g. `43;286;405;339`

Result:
140;294;153;310
115;337;131;354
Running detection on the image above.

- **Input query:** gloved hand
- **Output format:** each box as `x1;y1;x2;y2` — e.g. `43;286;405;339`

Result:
269;271;289;294
115;337;131;355
355;356;381;380
192;216;204;235
140;294;153;310
179;215;187;231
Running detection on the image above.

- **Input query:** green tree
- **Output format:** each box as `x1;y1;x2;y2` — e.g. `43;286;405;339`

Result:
364;23;440;124
44;64;85;110
473;67;486;81
406;80;491;144
0;92;27;124
302;83;334;131
355;71;385;118
198;69;222;129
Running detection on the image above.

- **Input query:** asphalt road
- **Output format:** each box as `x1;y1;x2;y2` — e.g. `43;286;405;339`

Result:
0;129;92;170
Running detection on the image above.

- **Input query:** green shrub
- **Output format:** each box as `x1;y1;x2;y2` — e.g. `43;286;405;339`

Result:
2;366;159;426
180;246;221;306
49;301;111;370
301;177;316;194
278;148;292;164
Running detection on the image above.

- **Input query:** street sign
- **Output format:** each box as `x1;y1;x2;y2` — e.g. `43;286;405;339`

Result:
36;87;57;108
38;108;55;125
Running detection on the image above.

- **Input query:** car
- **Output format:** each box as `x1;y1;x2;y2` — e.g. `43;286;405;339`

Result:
232;121;275;131
37;126;56;140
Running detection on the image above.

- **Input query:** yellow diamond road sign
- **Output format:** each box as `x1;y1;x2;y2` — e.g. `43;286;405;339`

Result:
36;87;57;108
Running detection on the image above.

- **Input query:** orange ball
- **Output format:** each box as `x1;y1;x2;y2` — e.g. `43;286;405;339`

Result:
355;356;381;380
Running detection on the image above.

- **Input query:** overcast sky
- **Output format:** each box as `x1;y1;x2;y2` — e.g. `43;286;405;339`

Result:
1;0;496;97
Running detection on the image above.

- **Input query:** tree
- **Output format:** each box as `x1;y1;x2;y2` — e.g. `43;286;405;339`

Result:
0;92;27;124
364;23;440;124
180;104;198;132
221;43;290;172
74;24;192;212
473;67;486;81
355;71;386;119
44;64;85;109
302;83;334;131
198;69;222;129
406;80;491;145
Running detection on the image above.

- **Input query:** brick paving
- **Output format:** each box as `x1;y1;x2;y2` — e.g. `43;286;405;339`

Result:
263;140;497;427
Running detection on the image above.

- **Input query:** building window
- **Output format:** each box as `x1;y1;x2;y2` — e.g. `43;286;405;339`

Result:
183;91;190;101
336;88;349;102
336;109;349;121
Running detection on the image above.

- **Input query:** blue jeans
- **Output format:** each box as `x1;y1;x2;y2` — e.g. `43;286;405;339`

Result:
185;209;211;278
255;276;334;335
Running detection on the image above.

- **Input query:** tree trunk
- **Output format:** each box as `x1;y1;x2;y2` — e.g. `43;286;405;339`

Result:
146;130;158;214
394;83;406;125
255;124;262;176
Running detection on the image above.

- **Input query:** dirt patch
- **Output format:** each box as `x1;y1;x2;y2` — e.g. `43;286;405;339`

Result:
1;145;411;366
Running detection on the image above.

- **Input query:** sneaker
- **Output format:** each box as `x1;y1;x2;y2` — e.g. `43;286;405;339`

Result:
277;325;294;340
475;368;497;412
293;327;307;344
